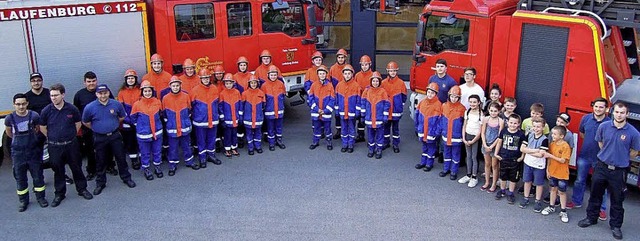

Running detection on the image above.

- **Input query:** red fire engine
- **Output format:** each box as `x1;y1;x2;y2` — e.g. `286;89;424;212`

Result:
408;0;640;184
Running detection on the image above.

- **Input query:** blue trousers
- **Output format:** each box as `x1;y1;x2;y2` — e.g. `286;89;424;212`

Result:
195;126;217;163
312;119;332;145
266;118;283;146
572;156;607;210
245;126;262;151
223;126;238;150
340;118;356;148
12;133;45;201
421;141;437;167
384;120;400;147
138;136;163;168
443;144;462;174
168;135;194;167
366;126;384;152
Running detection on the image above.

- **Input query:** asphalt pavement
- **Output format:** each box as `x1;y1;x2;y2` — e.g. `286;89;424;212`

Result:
1;96;639;241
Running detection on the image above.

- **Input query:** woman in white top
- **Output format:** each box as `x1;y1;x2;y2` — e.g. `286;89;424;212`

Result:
458;94;483;187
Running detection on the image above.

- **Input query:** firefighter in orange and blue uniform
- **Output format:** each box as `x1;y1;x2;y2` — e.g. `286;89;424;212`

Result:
415;82;442;171
308;65;335;150
381;61;407;153
234;56;251;148
334;64;360;153
329;49;348;139
143;54;172;99
354;55;373;142
162;76;198;176
241;75;266;155
438;85;466;180
189;69;222;167
360;71;390;159
219;73;243;157
129;80;164;180
304;51;323;94
261;65;287;151
117;69;141;170
179;59;199;93
255;50;281;84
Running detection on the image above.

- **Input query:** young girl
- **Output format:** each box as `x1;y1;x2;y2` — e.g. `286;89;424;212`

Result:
190;69;221;167
261;65;287;151
241;75;266;155
360;71;390;159
308;65;335;150
439;86;466;180
415;83;442;171
480;102;504;191
484;83;502;115
459;95;483;187
219;73;242;157
130;80;164;180
118;69;141;170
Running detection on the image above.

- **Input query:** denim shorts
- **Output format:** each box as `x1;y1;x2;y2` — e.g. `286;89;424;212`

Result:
523;164;546;186
549;177;568;192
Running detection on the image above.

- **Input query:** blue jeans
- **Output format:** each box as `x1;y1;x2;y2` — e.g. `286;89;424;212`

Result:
572;156;607;211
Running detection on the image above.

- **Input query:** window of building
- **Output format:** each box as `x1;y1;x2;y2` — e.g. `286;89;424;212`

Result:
174;4;215;41
261;2;306;37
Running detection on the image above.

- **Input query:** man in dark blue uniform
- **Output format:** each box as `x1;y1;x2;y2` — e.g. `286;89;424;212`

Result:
578;102;640;240
5;93;48;212
82;84;136;195
74;71;116;180
40;84;93;207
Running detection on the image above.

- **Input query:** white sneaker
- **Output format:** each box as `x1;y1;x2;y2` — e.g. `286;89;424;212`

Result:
468;178;478;188
458;175;471;184
541;206;555;216
559;211;569;223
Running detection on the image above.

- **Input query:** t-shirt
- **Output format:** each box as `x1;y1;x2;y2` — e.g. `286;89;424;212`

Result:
25;88;51;114
459;83;486;109
564;129;575;149
547;140;571;180
428;74;457;103
595;121;640;168
497;128;526;160
521;117;550;136
40;102;82;142
464;109;482;135
578;113;610;162
4;111;40;135
522;133;549;169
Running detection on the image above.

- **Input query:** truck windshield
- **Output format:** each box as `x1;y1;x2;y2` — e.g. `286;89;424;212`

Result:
421;15;470;53
262;2;306;37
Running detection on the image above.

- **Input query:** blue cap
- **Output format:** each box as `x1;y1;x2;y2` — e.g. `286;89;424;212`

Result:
96;84;110;93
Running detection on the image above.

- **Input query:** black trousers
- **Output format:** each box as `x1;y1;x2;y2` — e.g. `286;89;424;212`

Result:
94;132;131;187
49;139;87;196
586;161;627;228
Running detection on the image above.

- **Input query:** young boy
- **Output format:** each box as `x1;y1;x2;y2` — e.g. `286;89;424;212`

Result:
163;76;198;176
354;55;373;142
233;56;251;148
190;69;222;167
428;59;458;104
519;118;549;212
261;65;287;151
219;73;243;157
308;65;335;150
415;83;442;171
544;112;575;205
6;93;47;211
500;97;517;124
381;61;408;153
360;71;390;159
130;80;164;180
241;75;265;155
439;86;466;180
178;58;198;93
522;103;550;136
330;49;348;139
334;64;361;153
304;51;323;94
542;126;572;223
494;114;526;204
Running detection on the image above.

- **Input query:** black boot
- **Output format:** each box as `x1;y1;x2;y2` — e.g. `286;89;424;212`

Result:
276;137;286;149
326;138;333;150
154;165;164;178
131;157;141;170
18;193;29;212
356;133;365;143
35;191;48;208
143;168;154;181
375;149;382;159
367;150;374;158
333;131;341;140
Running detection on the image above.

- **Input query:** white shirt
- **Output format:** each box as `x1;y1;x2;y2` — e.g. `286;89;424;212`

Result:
460;83;486;109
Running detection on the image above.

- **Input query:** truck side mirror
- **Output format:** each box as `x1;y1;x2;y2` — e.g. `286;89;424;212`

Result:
306;5;316;26
303;27;318;44
413;44;425;63
416;19;425;43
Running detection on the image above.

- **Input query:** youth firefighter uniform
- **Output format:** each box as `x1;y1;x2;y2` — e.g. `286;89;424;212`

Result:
189;69;222;167
129;81;164;180
334;64;361;153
